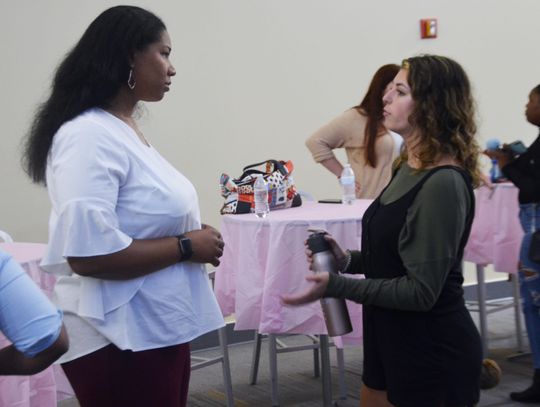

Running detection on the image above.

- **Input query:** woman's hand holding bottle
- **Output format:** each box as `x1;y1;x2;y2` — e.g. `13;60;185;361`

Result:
304;231;347;272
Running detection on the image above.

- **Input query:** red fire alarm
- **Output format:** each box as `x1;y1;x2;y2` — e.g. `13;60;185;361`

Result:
420;18;437;39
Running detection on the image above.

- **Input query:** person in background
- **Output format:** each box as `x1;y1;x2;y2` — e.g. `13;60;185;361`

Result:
284;55;483;407
305;64;402;199
22;6;224;407
484;84;540;403
0;249;68;375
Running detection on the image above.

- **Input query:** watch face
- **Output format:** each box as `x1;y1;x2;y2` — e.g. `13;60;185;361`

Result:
179;237;193;260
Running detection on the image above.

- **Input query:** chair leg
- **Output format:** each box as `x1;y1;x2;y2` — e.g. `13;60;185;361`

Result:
312;337;320;378
268;334;279;406
249;331;263;385
319;335;333;406
218;327;235;407
336;347;347;400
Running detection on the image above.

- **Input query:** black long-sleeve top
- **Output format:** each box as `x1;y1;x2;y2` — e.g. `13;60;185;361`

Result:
501;132;540;204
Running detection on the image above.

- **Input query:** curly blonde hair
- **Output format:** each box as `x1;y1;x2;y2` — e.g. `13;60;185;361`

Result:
399;55;482;187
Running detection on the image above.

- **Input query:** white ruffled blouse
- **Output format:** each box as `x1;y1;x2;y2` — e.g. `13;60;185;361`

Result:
41;108;224;362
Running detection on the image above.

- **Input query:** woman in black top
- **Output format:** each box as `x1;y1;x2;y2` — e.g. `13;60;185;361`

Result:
485;84;540;403
283;55;483;407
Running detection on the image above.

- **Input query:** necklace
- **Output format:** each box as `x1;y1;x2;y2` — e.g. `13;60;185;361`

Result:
106;109;150;147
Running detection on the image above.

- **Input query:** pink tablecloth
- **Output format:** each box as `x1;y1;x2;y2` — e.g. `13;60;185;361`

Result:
463;183;522;273
214;200;372;346
0;242;74;407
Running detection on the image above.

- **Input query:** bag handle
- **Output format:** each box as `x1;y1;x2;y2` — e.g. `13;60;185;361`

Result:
243;159;286;173
238;160;287;180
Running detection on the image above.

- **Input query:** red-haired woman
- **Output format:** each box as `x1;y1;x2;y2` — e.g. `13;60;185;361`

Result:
305;64;401;199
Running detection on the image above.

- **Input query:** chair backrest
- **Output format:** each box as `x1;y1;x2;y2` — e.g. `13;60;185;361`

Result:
0;230;14;243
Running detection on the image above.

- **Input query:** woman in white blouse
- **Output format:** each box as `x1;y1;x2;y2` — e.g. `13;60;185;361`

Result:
22;6;224;407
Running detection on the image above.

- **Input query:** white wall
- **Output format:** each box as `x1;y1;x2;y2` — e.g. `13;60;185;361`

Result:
1;1;539;269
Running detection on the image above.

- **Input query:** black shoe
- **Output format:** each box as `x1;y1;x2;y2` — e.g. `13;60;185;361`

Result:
510;386;540;403
480;359;501;390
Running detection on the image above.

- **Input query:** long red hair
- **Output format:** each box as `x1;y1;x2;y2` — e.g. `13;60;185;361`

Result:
353;64;400;167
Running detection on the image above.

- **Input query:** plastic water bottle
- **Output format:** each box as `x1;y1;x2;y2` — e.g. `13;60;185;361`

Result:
489;159;501;183
254;175;269;218
340;164;356;205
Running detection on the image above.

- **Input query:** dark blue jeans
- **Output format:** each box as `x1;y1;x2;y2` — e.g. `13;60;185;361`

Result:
519;203;540;369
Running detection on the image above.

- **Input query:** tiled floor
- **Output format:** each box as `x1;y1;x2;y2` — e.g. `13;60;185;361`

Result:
187;300;536;406
59;303;534;406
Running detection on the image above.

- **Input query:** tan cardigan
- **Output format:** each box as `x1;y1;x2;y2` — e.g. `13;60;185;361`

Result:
306;109;402;199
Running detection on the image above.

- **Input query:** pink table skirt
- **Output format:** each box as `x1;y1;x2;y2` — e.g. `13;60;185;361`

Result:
0;242;74;406
214;200;372;346
463;184;522;274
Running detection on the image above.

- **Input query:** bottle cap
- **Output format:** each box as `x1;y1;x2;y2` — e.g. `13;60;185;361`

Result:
307;232;331;253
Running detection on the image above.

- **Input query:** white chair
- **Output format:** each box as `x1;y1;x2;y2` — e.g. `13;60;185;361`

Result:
249;332;347;406
0;230;14;243
191;269;234;407
465;264;525;357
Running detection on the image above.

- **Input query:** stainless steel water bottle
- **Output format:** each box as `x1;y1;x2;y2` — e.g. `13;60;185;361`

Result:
307;231;353;336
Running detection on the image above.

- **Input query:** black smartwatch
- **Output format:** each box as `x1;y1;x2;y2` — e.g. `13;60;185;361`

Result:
176;234;193;261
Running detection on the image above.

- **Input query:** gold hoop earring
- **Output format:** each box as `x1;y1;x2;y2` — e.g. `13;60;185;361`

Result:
127;68;136;90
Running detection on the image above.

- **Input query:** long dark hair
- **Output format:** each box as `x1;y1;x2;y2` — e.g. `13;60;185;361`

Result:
353;64;400;167
22;6;166;184
527;84;540;127
403;55;481;186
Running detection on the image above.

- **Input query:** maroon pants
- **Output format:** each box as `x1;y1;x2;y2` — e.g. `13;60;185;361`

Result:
62;343;191;407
